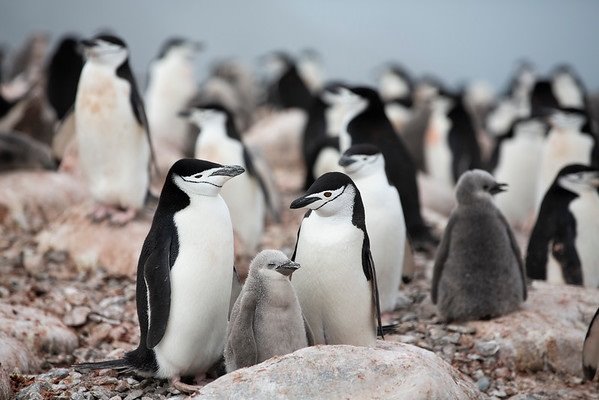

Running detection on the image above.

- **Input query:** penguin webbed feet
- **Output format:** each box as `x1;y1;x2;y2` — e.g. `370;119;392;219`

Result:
89;204;137;225
170;374;212;394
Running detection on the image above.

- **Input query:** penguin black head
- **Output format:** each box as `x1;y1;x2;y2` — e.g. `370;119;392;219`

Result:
290;172;358;217
339;144;385;177
455;170;508;204
156;37;202;60
554;164;599;196
168;158;244;198
378;63;413;102
551;64;587;108
249;249;300;279
261;51;294;80
80;34;129;67
530;81;560;116
323;86;382;121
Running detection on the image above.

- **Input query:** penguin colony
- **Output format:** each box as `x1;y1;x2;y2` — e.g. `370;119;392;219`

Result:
2;30;599;391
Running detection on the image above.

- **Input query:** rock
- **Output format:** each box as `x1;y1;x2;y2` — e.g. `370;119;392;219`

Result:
63;306;91;327
14;381;51;400
0;303;78;373
0;368;12;400
0;171;87;231
447;324;477;334
195;341;484;400
123;389;144;400
476;376;491;392
36;205;151;276
469;281;599;377
475;340;500;357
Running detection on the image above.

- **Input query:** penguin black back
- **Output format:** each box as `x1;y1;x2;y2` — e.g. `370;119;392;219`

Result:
46;35;84;120
447;94;482;182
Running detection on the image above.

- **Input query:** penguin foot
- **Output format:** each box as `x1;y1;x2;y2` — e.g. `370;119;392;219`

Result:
89;205;111;222
171;376;202;394
109;208;137;225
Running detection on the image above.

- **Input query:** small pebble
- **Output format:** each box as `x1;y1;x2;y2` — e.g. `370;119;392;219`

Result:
476;376;491;392
124;389;144;400
447;324;476;335
475;340;500;357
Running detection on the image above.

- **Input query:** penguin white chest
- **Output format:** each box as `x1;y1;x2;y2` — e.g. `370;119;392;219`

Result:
292;215;375;346
75;64;150;209
424;113;453;186
153;196;234;378
569;193;599;288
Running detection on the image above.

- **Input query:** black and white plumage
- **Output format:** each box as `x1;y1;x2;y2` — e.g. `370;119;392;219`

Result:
290;172;382;346
225;250;311;372
75;158;244;388
583;307;599;381
526;164;599;287
263;52;313;111
328;86;435;247
180;103;278;253
432;170;527;321
74;34;155;223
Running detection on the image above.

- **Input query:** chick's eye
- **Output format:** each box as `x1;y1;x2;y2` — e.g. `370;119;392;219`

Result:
324;192;332;198
267;263;276;267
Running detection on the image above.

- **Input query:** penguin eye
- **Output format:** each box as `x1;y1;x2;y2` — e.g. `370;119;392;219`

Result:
323;192;332;198
194;174;203;179
267;263;276;268
483;185;489;190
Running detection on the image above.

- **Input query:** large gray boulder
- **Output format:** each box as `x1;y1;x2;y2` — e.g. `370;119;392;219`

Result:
195;341;484;400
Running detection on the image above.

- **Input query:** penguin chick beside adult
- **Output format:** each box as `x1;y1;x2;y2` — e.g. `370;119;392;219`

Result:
75;159;244;393
225;250;312;372
180;103;277;254
75;34;154;224
432;170;527;321
339;144;406;313
290;172;382;346
145;38;201;164
526;164;599;287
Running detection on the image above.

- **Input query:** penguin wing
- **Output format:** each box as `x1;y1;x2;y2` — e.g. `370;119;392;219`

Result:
227;289;258;368
583;307;599;381
143;239;172;349
551;214;583;285
496;210;527;300
303;314;315;346
431;216;457;304
243;146;280;222
291;210;312;261
525;204;558;281
229;265;243;320
362;234;383;338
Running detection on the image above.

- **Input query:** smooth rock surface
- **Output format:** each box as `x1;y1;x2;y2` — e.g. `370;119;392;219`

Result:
195;341;484;400
467;281;599;377
0;171;87;231
36;205;151;276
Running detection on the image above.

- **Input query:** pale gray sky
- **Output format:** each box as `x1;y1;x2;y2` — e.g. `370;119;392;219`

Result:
1;0;598;91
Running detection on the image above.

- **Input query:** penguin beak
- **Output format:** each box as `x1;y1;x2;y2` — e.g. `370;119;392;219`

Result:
80;39;96;48
210;165;245;177
178;110;191;119
276;260;300;276
490;182;508;195
339;155;357;167
290;194;320;209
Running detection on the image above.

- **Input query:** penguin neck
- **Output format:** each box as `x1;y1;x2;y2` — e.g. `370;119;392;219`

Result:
199;121;229;142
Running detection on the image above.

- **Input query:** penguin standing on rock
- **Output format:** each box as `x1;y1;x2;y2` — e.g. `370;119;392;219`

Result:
432;170;527;321
180;104;277;254
75;159;244;393
290;172;382;346
74;34;154;224
327;86;436;249
225;250;312;372
339;144;406;313
526;164;599;287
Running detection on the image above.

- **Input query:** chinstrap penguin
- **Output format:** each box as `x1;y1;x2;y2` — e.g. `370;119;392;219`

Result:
75;158;244;393
289;172;382;346
432;170;527;321
526;164;599;287
339;144;406;313
225;249;312;372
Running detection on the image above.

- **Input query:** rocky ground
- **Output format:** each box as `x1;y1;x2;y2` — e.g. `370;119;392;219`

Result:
1;112;599;399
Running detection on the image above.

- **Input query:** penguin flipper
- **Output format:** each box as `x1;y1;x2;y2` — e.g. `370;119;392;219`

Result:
291;210;312;261
243;146;280;222
303;314;315;346
551;224;583;285
143;240;172;349
362;235;383;339
229;265;243;320
525;204;556;281
583;307;599;381
431;216;456;304
496;210;528;300
228;290;258;369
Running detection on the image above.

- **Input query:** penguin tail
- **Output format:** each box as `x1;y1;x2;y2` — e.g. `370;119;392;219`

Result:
73;358;130;372
377;323;399;337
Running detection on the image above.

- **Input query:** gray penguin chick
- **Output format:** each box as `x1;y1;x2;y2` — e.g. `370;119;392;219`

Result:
225;250;312;372
432;169;527;321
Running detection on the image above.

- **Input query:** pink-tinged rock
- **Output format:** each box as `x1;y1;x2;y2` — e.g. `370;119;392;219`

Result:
195;341;484;400
0;303;78;373
0;171;87;231
36;205;150;277
467;281;599;377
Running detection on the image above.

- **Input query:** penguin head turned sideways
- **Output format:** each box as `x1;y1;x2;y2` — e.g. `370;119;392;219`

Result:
156;37;202;62
179;104;230;130
555;164;599;196
339;144;385;178
290;172;358;218
322;86;371;122
169;158;244;198
249;249;300;280
455;169;508;205
80;34;129;68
